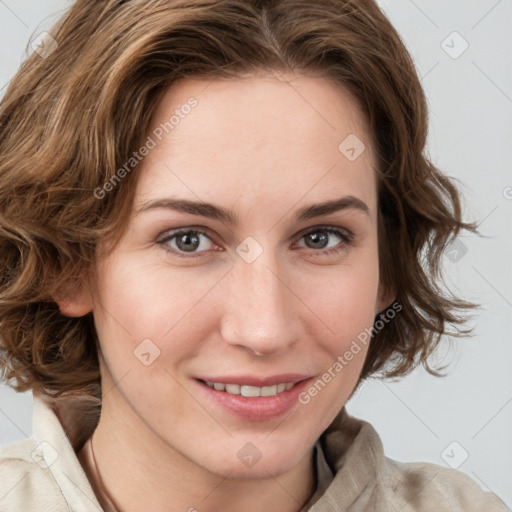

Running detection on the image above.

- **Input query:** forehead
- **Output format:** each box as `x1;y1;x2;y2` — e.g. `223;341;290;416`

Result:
135;73;377;220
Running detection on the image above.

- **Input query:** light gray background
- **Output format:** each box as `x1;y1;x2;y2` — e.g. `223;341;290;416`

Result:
1;0;511;507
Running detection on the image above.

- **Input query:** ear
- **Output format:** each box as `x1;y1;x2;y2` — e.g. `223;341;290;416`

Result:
53;283;94;318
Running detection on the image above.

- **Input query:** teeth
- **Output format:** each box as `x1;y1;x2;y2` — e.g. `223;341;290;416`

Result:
225;384;240;395
260;385;277;396
241;385;260;397
205;381;296;397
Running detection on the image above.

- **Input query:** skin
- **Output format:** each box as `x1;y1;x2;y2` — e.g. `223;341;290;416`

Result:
60;71;392;512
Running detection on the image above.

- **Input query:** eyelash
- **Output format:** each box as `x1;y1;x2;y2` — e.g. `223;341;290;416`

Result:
156;225;354;259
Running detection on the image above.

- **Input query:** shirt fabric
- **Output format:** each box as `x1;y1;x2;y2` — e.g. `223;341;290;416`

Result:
0;393;508;511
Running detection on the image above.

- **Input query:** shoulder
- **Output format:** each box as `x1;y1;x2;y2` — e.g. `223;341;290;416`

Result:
382;457;508;511
0;439;69;512
320;408;508;511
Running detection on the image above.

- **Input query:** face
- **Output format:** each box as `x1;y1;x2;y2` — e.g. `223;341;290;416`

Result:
72;72;389;478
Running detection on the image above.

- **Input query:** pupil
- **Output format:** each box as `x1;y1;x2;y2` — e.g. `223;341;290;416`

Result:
308;231;328;249
178;232;199;252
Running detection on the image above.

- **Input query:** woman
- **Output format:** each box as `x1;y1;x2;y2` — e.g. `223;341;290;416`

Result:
0;0;507;510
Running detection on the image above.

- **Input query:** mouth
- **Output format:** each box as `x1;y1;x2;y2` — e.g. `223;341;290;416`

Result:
194;374;313;421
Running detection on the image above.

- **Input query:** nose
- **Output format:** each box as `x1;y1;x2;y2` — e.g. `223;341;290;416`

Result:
220;252;301;357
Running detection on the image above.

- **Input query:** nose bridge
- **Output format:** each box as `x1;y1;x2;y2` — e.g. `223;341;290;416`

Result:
221;249;298;354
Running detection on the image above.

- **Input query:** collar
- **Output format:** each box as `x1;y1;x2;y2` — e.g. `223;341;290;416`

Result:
32;393;103;512
314;406;385;508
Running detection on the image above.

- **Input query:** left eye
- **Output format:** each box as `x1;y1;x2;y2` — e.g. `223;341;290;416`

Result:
296;227;352;255
157;226;352;258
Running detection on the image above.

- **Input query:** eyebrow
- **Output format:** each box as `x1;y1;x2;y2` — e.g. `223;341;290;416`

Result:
136;195;369;224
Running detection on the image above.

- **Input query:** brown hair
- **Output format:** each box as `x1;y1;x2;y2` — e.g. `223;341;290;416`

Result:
0;0;476;402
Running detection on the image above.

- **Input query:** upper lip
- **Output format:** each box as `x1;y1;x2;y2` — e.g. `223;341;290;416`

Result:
196;374;312;387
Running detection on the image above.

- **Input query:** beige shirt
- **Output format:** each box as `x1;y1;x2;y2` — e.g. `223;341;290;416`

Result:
0;393;508;511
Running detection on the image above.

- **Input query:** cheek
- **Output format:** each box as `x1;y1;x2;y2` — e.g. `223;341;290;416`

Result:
305;253;380;340
90;258;216;417
296;264;379;425
91;255;224;363
295;253;379;408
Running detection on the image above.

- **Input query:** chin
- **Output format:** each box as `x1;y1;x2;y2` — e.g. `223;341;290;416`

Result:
195;434;313;480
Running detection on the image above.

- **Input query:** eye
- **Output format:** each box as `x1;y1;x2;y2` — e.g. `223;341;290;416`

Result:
295;226;353;257
157;228;215;258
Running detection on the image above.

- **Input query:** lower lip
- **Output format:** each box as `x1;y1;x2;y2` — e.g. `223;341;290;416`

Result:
195;378;312;421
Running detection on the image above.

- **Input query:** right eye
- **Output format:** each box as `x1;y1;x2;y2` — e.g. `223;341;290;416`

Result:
157;228;217;258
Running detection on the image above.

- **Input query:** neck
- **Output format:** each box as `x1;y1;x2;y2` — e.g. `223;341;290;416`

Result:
79;383;316;512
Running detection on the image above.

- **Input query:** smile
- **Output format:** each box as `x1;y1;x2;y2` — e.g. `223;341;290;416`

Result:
196;375;313;421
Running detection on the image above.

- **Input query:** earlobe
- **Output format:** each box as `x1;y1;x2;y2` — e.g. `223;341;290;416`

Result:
54;287;94;318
